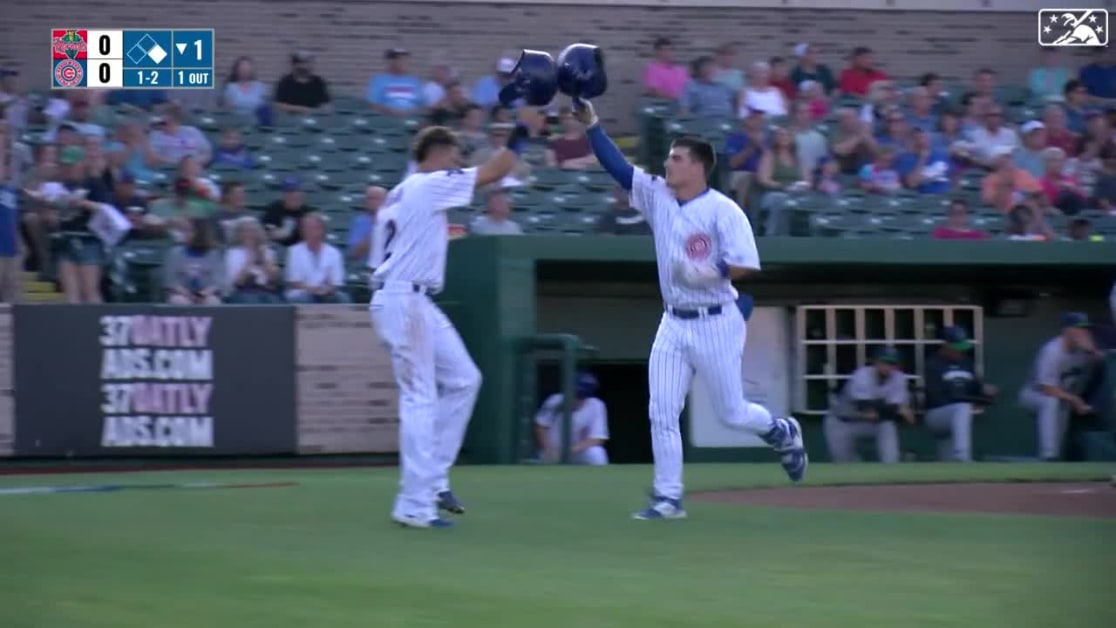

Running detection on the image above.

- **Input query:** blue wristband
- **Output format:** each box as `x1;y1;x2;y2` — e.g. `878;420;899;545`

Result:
716;260;730;279
506;123;529;155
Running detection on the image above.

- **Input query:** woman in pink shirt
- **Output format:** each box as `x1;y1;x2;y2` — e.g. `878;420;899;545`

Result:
643;37;689;100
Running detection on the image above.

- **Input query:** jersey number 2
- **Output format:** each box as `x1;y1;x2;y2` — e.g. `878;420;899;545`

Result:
382;220;398;262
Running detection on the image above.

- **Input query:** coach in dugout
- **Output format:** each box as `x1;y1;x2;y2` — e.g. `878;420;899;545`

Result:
534;372;609;465
921;326;997;462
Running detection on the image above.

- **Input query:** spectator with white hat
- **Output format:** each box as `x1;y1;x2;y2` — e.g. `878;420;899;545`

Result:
789;43;835;95
1014;120;1049;179
472;55;519;109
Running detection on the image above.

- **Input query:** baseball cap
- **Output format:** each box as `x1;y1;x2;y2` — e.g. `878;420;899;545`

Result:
940;326;973;351
873;346;900;364
117;169;136;184
291;51;314;63
59;145;85;165
746;106;765;116
991;145;1015;158
575;372;599;399
281;175;302;192
385;48;409;60
1021;120;1045;134
1062;311;1090;328
497;57;517;74
794;43;811;58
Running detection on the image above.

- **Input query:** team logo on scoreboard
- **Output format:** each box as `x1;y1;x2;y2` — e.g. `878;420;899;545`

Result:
53;59;84;88
51;29;88;60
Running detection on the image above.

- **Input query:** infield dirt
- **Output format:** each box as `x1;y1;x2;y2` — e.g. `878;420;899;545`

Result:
694;482;1116;518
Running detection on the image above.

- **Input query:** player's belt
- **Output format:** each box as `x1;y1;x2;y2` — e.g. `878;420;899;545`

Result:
667;304;724;320
371;280;437;295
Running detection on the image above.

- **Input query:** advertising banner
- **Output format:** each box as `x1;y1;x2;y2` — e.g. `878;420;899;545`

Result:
295;306;400;454
13;305;297;457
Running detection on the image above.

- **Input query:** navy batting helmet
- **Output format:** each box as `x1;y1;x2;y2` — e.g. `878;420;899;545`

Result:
575;372;599;399
556;43;608;100
498;49;558;107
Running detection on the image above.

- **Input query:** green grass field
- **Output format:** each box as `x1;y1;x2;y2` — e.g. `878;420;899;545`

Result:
2;463;1114;628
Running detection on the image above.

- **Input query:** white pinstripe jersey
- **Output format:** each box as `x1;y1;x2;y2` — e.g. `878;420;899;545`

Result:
369;167;478;291
628;168;760;308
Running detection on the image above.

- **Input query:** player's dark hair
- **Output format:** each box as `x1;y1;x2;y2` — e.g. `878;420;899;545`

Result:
1064;79;1084;95
413;126;462;162
671;136;716;177
653;37;672;50
220;180;244;199
948;197;968;211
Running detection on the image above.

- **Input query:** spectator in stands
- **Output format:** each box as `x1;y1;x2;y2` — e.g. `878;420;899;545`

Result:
489;105;512;125
906;87;938;134
517;108;552;170
105;121;155;183
1041;147;1087;215
108;170;151;238
1068;217;1098;241
959;93;992;138
1014;121;1048;179
862;81;901;132
367;48;425;116
177;155;219;202
679;56;735;119
428;81;473;127
1029;49;1072;103
84;135;112;189
164;217;223;305
830;107;878;175
106;86;168;112
214;180;249;244
274;51;332;114
263;176;312;247
150;176;213;242
1004;204;1053;241
1062;80;1092;134
896;128;951;194
790;102;827;173
1042;103;1078;155
596;186;650;236
739;61;787;117
211;128;254;169
546;106;595;170
875;110;910;150
983;147;1043;213
724;108;767;204
284;212;350;304
919;73;949;115
471;123;529;186
1073;112;1114;193
1079;49;1116;103
0;131;19;302
713;44;744;94
932;198;986;240
798;80;829;121
814;157;842;196
220;56;269;116
423;62;456;108
970;68;999;104
859;146;902;195
1093;155;1116;212
458;104;487;160
470;188;523;236
472;56;517;109
756;127;809;235
44;93;107;143
790;43;835;95
0;68;30;133
969;105;1019;168
768;57;796;101
346;185;386;262
643;37;689;100
19;144;59;273
149;103;211;165
34;145;109;303
224;217;282;304
838;46;887;98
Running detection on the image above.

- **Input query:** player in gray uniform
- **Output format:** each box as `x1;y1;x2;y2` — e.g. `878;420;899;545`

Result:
1018;312;1103;460
922;326;997;462
823;346;915;463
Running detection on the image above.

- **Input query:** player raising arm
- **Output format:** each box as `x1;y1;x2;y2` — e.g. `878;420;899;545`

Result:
570;97;808;520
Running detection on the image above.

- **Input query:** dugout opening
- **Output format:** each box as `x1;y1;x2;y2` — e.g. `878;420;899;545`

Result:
535;361;654;464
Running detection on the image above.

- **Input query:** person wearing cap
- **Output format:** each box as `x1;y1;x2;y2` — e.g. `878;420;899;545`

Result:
837;46;888;98
472;55;520;109
712;44;744;94
148;103;211;166
923;327;998;462
262;176;314;247
981;146;1043;213
274;51;332;114
109;169;152;240
1019;312;1105;460
1013;120;1049;179
367;48;424;116
643;37;689;101
789;43;835;96
823;346;915;464
895;127;951;194
534;372;609;465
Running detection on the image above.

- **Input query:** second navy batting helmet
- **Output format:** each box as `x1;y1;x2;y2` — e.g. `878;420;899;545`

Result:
556;43;608;100
575;372;599;399
498;49;558;107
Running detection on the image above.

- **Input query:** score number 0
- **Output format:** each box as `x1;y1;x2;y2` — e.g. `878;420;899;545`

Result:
86;30;124;88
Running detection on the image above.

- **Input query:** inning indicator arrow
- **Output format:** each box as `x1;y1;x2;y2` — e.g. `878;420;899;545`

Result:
175;43;187;54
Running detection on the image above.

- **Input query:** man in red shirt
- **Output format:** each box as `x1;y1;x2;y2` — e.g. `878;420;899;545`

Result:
839;47;888;97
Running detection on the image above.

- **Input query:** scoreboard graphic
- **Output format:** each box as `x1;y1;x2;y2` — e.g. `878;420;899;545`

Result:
51;28;215;90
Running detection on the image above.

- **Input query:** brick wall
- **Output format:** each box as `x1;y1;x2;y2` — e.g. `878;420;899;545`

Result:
5;2;1079;132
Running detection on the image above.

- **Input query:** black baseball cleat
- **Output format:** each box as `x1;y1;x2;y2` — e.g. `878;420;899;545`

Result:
437;490;466;515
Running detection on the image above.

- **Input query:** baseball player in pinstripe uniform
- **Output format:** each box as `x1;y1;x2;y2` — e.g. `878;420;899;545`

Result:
571;98;807;520
368;118;531;529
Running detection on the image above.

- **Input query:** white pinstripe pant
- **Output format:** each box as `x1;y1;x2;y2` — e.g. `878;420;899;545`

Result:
648;304;774;500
